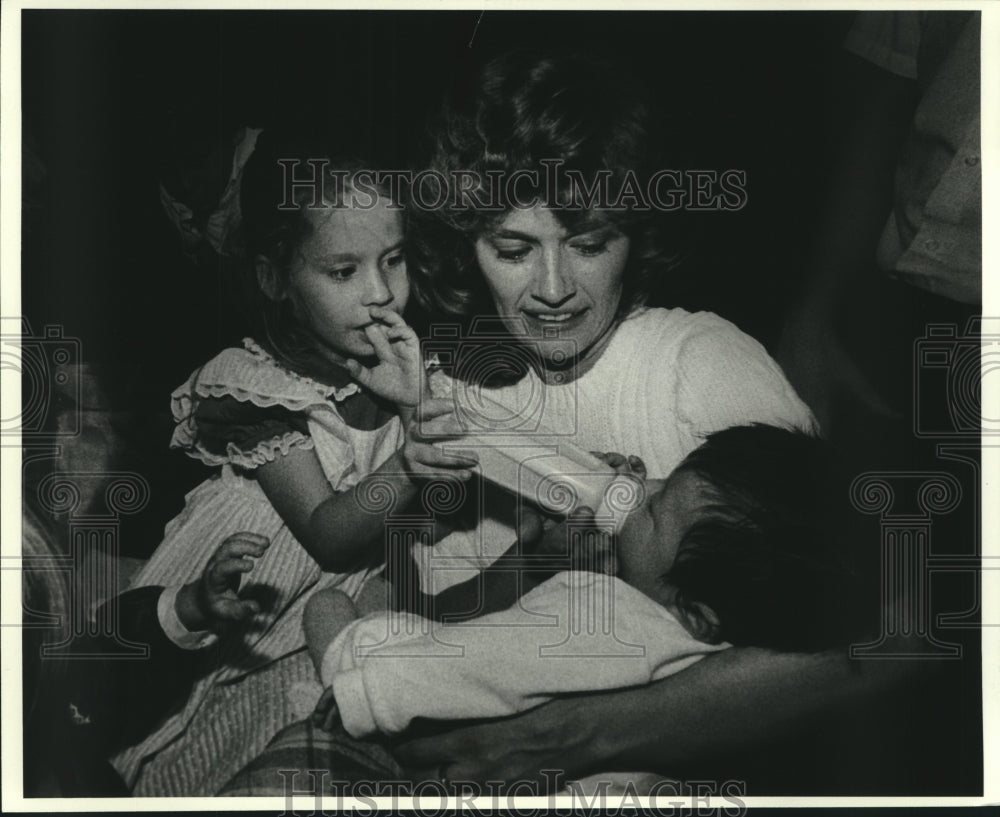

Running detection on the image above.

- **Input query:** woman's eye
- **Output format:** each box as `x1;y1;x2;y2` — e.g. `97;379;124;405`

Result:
572;241;608;257
495;245;531;262
327;266;356;280
383;253;406;270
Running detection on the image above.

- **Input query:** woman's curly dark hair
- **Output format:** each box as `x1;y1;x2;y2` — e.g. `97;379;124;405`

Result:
410;49;685;328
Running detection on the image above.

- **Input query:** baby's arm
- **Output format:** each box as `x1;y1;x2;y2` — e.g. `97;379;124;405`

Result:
324;572;700;739
303;577;393;732
304;587;362;674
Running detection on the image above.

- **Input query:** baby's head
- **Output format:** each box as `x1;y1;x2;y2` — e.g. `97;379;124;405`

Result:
238;130;408;372
615;425;858;652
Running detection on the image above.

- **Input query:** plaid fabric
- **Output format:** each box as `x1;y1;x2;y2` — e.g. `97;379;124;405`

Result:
219;718;405;796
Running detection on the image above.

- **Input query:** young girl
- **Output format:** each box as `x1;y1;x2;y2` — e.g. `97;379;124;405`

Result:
112;130;471;796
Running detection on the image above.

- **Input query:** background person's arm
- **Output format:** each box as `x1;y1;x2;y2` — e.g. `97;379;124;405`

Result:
775;48;918;431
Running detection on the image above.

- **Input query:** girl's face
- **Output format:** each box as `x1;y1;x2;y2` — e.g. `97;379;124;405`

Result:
286;195;409;362
473;205;630;381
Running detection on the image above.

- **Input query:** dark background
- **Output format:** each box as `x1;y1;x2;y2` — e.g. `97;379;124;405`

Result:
21;10;854;533
18;10;983;796
20;9;859;553
21;10;851;369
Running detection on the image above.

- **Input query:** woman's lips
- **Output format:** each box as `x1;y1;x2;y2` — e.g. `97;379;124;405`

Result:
522;308;588;330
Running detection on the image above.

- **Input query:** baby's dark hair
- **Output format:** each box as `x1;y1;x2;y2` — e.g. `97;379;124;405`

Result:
666;425;862;653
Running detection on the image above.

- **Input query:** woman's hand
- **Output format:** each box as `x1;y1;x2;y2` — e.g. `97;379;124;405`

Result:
343;307;425;407
176;532;270;631
518;505;616;575
395;694;597;788
393;644;908;790
590;451;647;480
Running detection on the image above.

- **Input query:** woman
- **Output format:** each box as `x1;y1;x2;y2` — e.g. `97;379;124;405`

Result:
225;49;901;794
404;49;815;592
387;49;915;789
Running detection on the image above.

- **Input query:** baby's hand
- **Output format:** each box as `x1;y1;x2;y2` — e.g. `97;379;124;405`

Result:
177;532;269;631
343;307;424;408
312;686;339;733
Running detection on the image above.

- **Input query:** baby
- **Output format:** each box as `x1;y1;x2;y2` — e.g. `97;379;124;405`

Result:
304;424;860;738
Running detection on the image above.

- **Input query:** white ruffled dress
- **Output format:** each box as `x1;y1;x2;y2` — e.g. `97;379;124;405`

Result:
112;338;403;796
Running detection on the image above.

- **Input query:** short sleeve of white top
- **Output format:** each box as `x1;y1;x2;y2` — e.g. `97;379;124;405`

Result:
844;11;980;304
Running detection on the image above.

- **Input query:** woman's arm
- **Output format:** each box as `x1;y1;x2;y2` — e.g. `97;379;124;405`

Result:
393;645;914;786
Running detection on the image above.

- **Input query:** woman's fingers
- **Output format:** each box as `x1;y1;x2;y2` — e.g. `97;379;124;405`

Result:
589;451;646;478
627;455;647;479
394;728;553;788
567;505;597;525
603;452;627;469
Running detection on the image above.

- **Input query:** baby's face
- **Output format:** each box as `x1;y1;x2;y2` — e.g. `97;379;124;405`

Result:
613;469;707;608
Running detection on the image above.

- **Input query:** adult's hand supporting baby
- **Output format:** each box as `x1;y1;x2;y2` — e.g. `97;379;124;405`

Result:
393;644;911;789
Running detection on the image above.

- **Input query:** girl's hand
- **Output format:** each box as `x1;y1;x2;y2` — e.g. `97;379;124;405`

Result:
398;397;478;481
343;307;424;407
176;532;270;631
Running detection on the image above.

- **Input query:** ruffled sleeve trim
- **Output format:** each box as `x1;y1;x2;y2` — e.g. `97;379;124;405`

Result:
170;418;316;469
172;340;359;416
170;339;357;468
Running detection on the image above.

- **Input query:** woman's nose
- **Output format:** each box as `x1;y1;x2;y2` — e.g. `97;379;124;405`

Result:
532;247;575;306
362;266;394;307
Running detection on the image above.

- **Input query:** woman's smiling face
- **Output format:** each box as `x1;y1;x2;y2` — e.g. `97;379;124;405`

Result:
474;205;630;379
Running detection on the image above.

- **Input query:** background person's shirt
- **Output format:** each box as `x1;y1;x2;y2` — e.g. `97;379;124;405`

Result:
845;11;981;304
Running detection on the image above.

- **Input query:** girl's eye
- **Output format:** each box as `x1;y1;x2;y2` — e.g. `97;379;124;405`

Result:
571;241;609;257
495;245;531;262
383;253;406;270
327;267;356;280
